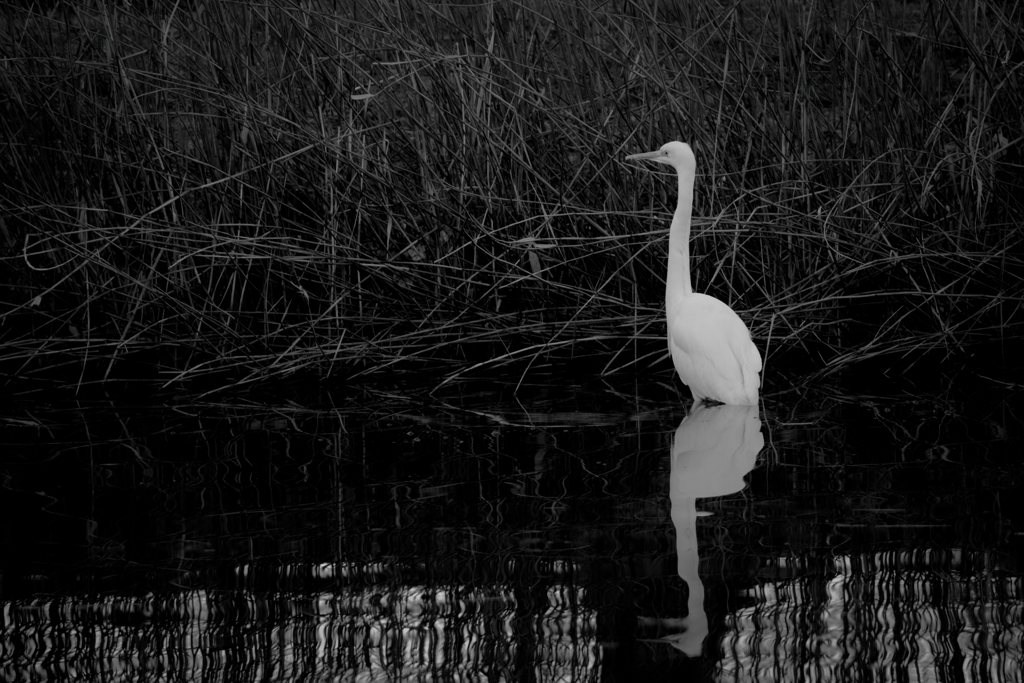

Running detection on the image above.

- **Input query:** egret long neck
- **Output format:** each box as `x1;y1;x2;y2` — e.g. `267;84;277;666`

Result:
667;166;694;301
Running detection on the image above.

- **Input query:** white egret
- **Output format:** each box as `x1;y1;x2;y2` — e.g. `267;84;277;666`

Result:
626;142;762;405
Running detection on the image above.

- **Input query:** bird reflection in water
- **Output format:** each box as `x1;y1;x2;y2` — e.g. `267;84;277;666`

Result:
665;403;763;656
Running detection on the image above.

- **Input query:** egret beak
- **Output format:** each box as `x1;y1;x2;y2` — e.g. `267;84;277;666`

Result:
625;150;660;161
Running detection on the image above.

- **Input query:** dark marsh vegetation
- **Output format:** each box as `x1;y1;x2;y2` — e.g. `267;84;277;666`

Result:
1;0;1022;390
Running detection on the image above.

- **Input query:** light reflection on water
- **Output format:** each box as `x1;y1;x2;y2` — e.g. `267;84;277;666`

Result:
0;378;1021;681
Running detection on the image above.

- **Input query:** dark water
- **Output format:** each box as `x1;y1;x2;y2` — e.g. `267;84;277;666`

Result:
1;374;1022;682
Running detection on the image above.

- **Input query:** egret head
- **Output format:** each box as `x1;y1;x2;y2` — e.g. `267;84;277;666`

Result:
625;141;695;174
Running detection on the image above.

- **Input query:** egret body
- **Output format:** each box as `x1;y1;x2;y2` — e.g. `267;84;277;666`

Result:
626;142;762;405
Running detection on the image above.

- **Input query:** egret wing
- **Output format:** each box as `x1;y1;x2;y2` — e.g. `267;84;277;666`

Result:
668;293;761;404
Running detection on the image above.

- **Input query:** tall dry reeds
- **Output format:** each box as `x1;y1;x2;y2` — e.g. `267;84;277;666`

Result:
1;0;1021;388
